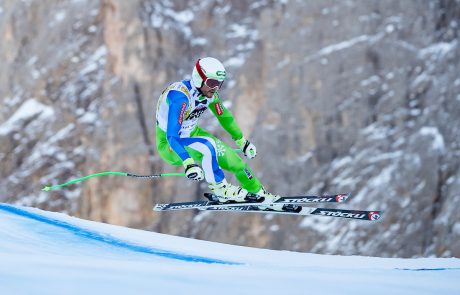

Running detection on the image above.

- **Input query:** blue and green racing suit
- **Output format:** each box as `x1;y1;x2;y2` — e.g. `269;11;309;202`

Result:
155;79;262;192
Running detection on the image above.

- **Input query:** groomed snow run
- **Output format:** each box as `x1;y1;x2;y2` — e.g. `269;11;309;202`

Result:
0;203;459;295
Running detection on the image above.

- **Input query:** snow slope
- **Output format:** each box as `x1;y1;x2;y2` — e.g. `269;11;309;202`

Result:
0;204;459;295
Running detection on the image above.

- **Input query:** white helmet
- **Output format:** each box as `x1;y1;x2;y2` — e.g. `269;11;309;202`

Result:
191;57;226;89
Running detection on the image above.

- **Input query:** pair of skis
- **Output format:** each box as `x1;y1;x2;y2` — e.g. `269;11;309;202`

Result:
153;193;382;221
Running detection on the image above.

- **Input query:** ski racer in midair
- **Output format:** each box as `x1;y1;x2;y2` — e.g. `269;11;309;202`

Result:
155;57;279;203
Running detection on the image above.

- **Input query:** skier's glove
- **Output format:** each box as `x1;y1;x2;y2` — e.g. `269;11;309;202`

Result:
183;158;204;181
236;137;257;159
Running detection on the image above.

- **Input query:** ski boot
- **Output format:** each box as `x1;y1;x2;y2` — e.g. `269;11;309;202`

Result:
208;179;249;203
256;187;282;210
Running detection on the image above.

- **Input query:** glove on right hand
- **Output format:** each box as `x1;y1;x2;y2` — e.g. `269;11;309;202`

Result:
183;158;204;181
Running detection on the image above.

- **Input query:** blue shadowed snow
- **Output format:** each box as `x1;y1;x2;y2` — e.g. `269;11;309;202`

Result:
0;203;238;265
396;268;460;271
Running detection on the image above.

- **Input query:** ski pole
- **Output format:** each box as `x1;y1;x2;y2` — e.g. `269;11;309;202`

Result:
42;171;186;192
42;148;243;192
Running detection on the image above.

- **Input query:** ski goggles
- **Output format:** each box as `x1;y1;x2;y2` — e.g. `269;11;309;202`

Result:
203;78;224;89
195;59;224;89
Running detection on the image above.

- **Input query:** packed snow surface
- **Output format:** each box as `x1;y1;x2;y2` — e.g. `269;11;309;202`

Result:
0;203;459;295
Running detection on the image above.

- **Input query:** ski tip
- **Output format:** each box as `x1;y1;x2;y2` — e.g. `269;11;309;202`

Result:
368;210;383;221
335;193;351;202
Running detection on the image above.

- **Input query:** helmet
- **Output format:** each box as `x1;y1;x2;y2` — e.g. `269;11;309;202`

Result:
191;57;226;88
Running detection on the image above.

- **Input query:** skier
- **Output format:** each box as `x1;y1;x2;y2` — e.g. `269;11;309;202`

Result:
155;57;279;204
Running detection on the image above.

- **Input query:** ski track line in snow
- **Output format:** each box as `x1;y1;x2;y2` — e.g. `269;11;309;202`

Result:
396;268;460;271
0;203;240;266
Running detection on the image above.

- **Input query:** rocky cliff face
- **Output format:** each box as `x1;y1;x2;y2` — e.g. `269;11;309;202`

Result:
1;0;459;257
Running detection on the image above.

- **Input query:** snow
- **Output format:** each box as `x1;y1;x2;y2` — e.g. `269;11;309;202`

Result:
386;24;395;33
27;56;38;66
296;151;313;162
0;204;459;295
299;215;335;231
27;124;75;164
224;56;246;67
226;24;258;39
419;40;458;59
190;37;207;46
276;56;291;69
269;224;279;232
317;35;369;55
361;123;395;141
78;112;98;124
54;11;67;23
386;72;395;80
304;34;383;63
453;223;460;235
166;10;194;24
88;25;97;33
214;4;231;15
360;75;381;87
0;99;54;136
249;0;270;10
4;95;22;108
80;46;107;75
146;3;194;38
419;127;446;152
367;151;403;163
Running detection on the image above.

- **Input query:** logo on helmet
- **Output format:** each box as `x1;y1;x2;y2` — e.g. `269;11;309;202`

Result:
216;70;226;78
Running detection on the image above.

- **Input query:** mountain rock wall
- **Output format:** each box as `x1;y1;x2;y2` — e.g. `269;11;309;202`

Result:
1;0;459;257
